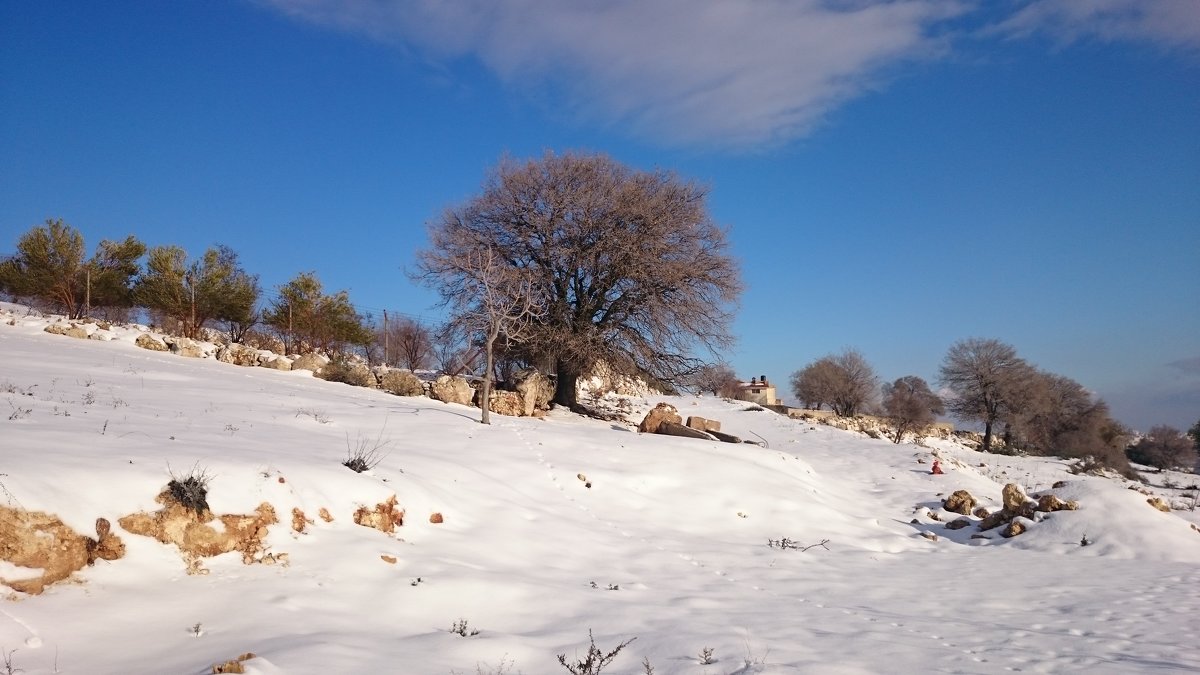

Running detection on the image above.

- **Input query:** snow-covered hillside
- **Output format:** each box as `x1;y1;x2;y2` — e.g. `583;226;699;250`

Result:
2;305;1199;674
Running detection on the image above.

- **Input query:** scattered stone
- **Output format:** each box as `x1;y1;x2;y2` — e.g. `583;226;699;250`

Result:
135;333;168;352
686;416;721;433
290;353;328;374
1001;520;1027;538
920;531;938;541
1147;497;1171;513
44;322;88;339
1037;494;1078;512
972;506;991;519
577;473;588;483
429;374;474;406
380;555;397;564
638;402;682;434
970;533;991;540
318;507;333;523
211;652;257;674
1052;480;1068;489
429;512;444;524
291;508;312;533
353;495;404;534
945;518;972;530
657;421;717;441
943;489;977;515
380;369;424;397
1002;483;1030;512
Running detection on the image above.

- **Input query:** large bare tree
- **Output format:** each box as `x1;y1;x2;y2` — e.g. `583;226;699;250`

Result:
417;151;742;407
429;247;541;424
938;338;1032;452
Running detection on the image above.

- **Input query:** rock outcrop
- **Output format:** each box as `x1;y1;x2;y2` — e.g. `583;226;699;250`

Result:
216;343;259;366
118;489;278;569
164;336;203;358
380;369;424;397
0;507;125;594
290;353;328;374
135;333;168;352
512;368;554;416
638;402;682;434
45;322;88;339
353;495;404;535
429;374;474;406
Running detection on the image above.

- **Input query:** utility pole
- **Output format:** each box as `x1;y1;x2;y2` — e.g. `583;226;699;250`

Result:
187;273;196;337
383;309;389;365
84;266;91;318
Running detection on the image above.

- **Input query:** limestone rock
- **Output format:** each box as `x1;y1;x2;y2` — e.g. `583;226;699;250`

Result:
429;512;444;524
429;374;474;406
978;510;1009;531
709;429;744;444
512;368;554;415
1001;520;1027;538
1147;497;1171;512
943;489;978;515
1037;494;1078;512
638;402;682;434
118;489;277;566
478;389;525;417
1002;483;1030;512
290;353;328;374
45;322;88;339
972;506;991;519
945;518;972;530
216;343;259;366
0;507;125;594
320;361;376;388
686;416;722;433
380;369;424;397
135;333;168;352
353;495;404;534
164;336;203;358
261;356;293;371
658;421;717;441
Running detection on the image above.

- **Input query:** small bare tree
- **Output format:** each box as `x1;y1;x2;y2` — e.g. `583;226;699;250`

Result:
881;376;945;443
790;349;877;416
428;247;541;424
690;362;741;398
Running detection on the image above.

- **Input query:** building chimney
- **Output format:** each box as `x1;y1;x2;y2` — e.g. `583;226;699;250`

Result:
760;375;767;385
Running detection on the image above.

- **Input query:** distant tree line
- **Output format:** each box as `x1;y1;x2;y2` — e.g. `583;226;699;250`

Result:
786;338;1196;475
0;218;453;367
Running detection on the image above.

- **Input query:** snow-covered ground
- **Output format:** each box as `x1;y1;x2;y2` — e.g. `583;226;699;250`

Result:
2;304;1199;674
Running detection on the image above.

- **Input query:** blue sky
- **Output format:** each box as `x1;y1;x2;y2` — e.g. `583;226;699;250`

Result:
1;1;1197;431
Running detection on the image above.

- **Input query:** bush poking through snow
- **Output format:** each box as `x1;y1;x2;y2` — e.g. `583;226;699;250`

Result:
343;428;391;473
698;646;715;665
2;647;21;675
167;464;212;515
556;630;635;675
450;618;480;637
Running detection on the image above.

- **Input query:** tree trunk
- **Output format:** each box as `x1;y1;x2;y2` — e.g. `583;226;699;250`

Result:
481;328;498;425
554;359;579;408
982;420;994;452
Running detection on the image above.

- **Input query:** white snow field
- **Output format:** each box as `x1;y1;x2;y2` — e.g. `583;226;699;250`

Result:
2;306;1199;675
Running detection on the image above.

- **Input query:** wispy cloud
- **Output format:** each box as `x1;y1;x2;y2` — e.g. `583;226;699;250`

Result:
263;0;965;148
1167;356;1200;376
989;0;1200;50
262;0;1198;149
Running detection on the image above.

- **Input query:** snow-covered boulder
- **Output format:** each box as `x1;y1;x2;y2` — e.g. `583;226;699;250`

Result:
429;374;473;406
134;333;168;351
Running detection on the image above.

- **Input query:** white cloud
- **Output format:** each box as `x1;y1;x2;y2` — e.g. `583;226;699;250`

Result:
263;0;965;148
991;0;1200;49
262;0;1199;149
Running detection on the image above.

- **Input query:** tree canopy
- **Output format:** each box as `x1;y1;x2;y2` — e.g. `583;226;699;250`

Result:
264;271;371;354
135;244;259;339
418;151;742;406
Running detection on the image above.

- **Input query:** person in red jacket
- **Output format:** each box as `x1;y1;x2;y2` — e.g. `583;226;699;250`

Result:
931;459;944;475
